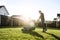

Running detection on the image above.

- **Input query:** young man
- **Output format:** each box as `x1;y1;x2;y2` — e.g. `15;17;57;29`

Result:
38;10;47;32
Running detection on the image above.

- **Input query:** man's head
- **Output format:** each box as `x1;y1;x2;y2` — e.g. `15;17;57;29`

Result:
39;10;42;13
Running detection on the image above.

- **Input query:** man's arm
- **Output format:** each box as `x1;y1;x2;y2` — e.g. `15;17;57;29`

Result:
37;16;41;21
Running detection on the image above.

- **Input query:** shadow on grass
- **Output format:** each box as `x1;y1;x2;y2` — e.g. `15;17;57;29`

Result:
45;32;60;40
22;30;44;39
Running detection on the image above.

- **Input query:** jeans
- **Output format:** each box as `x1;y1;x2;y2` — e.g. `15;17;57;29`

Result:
41;21;47;32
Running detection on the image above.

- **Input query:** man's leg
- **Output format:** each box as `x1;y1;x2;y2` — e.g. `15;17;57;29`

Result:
42;23;47;32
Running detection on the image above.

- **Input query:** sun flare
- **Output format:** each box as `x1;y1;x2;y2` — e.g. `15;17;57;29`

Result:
16;5;39;20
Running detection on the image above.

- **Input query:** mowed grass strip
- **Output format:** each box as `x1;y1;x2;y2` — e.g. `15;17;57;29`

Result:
0;27;60;40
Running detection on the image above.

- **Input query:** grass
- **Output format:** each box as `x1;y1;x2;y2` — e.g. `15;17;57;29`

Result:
0;27;60;40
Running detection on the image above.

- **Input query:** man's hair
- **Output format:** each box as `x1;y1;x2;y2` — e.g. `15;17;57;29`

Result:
39;10;42;13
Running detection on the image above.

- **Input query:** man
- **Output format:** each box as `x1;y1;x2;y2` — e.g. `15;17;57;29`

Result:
38;10;47;32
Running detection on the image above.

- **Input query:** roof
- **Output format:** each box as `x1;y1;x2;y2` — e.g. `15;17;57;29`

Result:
11;15;22;18
11;15;22;17
0;5;9;15
0;6;4;8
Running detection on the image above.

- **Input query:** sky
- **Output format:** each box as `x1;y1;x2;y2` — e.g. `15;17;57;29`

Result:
0;0;60;21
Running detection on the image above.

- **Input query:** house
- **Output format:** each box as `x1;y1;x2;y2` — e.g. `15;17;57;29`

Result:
0;5;9;26
10;15;25;26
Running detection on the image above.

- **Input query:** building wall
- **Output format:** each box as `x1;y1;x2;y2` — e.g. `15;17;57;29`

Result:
0;15;1;25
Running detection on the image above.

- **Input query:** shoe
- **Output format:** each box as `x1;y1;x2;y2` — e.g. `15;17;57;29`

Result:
42;29;47;32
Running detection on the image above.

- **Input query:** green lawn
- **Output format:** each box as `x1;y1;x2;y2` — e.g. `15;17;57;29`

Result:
0;27;60;40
